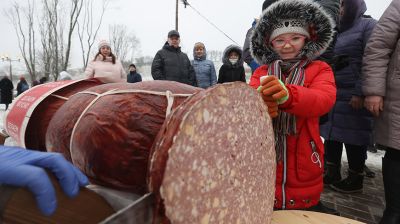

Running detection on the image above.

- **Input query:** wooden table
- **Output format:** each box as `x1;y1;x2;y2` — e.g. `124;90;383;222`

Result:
272;210;365;224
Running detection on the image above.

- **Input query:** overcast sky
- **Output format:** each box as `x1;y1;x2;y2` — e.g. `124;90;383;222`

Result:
0;0;393;69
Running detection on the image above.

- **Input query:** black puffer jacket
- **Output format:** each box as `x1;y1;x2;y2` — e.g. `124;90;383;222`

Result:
151;42;197;86
0;77;14;104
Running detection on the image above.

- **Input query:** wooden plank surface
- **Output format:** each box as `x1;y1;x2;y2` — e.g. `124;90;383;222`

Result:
1;175;115;224
272;210;365;224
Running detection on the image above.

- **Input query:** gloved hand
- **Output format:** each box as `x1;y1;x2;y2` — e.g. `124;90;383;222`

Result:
262;95;279;118
0;146;89;216
258;76;289;104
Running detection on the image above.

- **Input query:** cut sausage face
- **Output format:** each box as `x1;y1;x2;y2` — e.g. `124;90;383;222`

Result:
149;82;276;224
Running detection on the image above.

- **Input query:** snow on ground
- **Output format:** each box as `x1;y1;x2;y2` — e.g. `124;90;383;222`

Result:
365;150;385;169
0;103;384;169
339;148;384;171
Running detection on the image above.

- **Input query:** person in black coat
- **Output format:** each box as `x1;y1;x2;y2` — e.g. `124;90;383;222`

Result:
127;64;142;83
321;0;377;193
151;30;197;86
0;76;14;110
217;45;246;84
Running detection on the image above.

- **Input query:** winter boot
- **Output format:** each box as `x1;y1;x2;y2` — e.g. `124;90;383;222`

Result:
380;157;400;224
323;162;341;185
330;169;363;193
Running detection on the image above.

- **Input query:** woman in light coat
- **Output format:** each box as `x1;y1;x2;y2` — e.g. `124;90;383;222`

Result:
362;0;400;223
191;42;217;88
85;40;126;83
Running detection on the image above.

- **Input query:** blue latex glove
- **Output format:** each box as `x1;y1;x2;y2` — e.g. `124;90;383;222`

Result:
0;146;89;216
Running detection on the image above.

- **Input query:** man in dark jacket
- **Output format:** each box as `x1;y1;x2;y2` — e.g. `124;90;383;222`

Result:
151;30;197;86
127;64;142;83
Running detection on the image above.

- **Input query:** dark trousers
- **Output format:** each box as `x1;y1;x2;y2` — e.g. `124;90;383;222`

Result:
382;145;400;161
324;140;367;173
380;146;400;224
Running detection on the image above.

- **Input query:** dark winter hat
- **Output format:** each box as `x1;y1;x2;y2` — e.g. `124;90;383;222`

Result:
129;64;136;68
251;0;334;64
262;0;278;11
168;30;180;38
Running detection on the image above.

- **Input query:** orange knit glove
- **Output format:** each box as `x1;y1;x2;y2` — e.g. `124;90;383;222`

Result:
265;99;279;118
258;76;289;104
260;94;278;118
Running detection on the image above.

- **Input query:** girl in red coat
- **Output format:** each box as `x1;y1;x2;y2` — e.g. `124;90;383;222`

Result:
249;0;337;212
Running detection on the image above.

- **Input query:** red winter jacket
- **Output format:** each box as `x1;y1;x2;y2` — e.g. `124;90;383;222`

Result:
249;61;336;209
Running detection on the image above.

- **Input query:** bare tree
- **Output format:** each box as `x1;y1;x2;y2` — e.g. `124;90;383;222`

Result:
127;33;141;63
39;0;84;81
38;19;51;78
108;24;140;63
5;1;37;82
135;56;154;67
63;0;84;71
40;0;59;80
77;0;108;69
6;0;84;82
208;50;223;62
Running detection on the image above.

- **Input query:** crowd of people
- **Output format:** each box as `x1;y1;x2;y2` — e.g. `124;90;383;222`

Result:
0;0;399;223
0;74;52;110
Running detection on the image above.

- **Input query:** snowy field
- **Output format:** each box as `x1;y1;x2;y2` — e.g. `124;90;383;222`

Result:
0;103;384;170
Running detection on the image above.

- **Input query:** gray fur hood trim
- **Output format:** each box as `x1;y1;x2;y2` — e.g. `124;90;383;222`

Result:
250;0;334;64
222;45;244;67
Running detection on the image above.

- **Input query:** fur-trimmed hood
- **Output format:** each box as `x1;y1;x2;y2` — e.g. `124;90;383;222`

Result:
250;0;334;64
222;45;244;67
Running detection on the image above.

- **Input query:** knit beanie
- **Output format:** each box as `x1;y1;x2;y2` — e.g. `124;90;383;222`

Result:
98;40;110;50
262;0;278;11
269;20;310;42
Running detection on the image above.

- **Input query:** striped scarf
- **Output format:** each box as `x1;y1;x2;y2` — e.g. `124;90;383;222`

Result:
268;59;310;162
